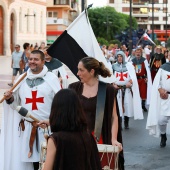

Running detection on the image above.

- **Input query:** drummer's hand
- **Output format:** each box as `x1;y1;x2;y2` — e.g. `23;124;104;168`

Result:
112;139;123;152
37;120;50;129
4;91;13;100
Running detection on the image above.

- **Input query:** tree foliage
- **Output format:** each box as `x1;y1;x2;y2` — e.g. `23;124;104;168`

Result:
88;6;138;41
166;38;170;48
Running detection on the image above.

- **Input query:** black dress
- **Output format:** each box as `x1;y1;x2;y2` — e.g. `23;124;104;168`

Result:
69;81;125;170
50;131;102;170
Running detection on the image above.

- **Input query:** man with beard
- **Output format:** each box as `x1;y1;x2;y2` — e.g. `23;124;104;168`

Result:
150;45;166;82
132;48;152;112
0;50;61;170
147;53;170;148
112;51;143;129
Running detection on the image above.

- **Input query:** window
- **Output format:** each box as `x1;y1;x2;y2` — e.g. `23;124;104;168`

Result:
53;12;57;18
149;17;159;21
140;8;148;14
48;12;52;17
122;0;129;3
122;7;130;12
151;25;160;29
109;0;114;3
54;0;69;5
47;11;58;18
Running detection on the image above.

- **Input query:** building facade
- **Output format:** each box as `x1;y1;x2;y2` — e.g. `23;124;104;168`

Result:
107;0;170;41
0;0;46;56
46;0;81;45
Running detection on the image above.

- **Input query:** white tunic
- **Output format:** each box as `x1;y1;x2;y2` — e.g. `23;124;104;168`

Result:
113;63;143;119
114;70;133;117
0;66;61;170
146;68;170;137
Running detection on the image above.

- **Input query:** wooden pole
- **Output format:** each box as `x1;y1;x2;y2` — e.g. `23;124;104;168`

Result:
0;72;27;103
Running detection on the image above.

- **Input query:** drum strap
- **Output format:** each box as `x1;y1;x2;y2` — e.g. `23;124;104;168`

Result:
94;81;107;142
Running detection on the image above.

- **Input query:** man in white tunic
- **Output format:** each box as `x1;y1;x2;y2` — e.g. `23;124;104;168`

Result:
112;51;143;129
0;50;61;170
146;54;170;148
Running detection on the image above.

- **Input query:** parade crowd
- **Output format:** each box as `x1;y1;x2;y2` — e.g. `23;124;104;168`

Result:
0;41;170;170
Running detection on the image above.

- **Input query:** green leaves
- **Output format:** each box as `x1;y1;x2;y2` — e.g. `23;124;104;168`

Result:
88;6;137;41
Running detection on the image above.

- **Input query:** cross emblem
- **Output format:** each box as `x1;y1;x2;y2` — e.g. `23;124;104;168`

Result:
116;72;128;81
25;91;44;110
167;75;170;79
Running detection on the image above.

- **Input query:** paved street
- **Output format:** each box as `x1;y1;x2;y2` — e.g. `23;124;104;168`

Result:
123;112;170;170
0;56;170;170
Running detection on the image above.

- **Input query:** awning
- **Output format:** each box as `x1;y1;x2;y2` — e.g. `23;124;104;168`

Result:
47;30;63;36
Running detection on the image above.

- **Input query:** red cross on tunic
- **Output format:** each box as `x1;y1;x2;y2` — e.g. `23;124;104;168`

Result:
116;72;128;81
167;75;170;79
25;91;44;110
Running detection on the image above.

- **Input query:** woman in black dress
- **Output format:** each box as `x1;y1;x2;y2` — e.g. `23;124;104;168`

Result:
69;57;124;170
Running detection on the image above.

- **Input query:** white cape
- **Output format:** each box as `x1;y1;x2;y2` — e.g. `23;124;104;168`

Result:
146;68;170;137
52;65;69;88
126;62;143;119
144;60;152;105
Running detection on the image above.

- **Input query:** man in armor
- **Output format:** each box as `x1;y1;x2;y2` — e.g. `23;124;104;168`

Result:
0;50;61;170
132;48;152;112
147;54;170;148
150;45;166;82
112;51;143;129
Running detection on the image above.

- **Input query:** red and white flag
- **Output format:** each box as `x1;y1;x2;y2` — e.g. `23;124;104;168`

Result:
143;33;156;45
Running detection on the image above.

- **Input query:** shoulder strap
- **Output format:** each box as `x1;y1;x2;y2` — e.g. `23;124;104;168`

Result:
94;81;107;142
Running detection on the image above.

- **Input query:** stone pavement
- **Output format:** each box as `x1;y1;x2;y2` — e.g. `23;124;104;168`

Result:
0;55;78;129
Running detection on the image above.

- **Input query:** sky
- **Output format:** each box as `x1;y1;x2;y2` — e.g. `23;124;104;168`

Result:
86;0;107;8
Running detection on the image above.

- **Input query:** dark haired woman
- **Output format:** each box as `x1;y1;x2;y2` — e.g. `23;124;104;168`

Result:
69;57;124;170
43;89;102;170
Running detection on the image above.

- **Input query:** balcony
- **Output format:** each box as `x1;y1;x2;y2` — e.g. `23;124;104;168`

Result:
132;0;149;7
54;0;70;5
53;0;78;12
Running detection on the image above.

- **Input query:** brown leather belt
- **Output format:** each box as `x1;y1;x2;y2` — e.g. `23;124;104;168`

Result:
19;119;39;158
137;75;147;79
152;68;159;72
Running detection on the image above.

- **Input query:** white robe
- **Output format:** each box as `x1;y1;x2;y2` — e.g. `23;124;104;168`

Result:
52;65;69;88
114;63;143;119
146;68;170;137
0;66;61;170
144;60;152;105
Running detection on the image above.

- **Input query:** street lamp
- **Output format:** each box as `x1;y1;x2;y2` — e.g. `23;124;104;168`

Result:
103;15;112;41
129;0;132;55
165;0;168;43
151;0;154;54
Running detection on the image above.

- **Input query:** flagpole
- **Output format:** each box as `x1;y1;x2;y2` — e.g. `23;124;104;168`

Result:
136;34;145;47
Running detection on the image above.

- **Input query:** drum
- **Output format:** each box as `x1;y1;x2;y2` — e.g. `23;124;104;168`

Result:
97;144;119;170
39;141;46;170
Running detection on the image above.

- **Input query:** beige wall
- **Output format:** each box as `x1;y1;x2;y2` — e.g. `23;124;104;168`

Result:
0;0;47;56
